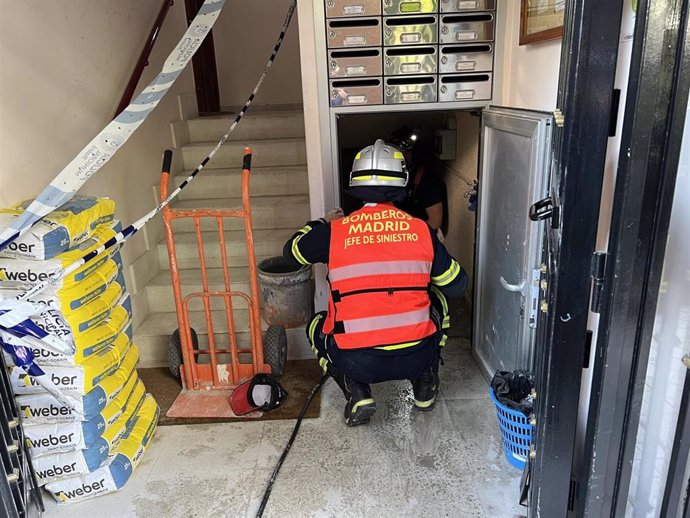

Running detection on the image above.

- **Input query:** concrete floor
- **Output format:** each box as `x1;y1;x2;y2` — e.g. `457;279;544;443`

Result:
43;338;524;518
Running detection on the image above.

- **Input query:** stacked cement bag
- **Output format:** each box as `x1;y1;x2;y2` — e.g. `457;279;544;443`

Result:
0;196;159;504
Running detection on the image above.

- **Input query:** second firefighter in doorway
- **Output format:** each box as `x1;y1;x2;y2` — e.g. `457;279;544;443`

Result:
389;126;448;238
283;139;467;427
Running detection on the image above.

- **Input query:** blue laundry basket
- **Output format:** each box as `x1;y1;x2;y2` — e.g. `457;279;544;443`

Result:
489;388;532;470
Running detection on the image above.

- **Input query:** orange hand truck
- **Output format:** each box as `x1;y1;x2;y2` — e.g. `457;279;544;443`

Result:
160;147;287;400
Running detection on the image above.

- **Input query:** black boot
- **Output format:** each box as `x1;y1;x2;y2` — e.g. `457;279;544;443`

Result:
342;377;376;427
326;366;349;396
411;369;440;411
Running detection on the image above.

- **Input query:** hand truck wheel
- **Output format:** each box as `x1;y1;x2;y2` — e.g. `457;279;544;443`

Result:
169;327;199;379
263;325;287;377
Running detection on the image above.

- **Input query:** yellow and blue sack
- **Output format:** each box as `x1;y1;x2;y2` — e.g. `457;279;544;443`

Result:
3;296;132;367
33;379;148;486
69;303;132;365
8;293;132;368
20;364;138;430
16;342;139;421
26;376;145;460
24;375;141;457
60;275;125;334
10;331;131;395
24;419;86;458
81;373;143;446
17;276;127;340
0;196;116;260
0;258;119;316
0;222;122;291
45;394;159;503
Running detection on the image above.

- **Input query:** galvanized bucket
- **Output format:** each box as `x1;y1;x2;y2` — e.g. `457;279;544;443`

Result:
257;257;313;328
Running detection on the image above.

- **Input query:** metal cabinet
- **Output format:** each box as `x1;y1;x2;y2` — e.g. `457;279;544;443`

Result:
323;0;496;107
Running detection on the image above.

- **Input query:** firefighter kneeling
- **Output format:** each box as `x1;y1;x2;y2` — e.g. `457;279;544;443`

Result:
283;139;467;426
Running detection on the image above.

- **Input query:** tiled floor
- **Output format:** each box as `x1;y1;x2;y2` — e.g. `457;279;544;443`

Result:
44;339;524;518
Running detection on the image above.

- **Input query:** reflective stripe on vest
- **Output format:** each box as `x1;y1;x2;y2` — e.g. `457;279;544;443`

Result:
338;307;430;334
324;203;437;349
329;260;431;283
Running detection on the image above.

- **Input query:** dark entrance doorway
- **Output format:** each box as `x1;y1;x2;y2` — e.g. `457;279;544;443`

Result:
184;0;221;113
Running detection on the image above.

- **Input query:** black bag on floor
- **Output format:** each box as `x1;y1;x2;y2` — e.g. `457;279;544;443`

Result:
490;370;535;417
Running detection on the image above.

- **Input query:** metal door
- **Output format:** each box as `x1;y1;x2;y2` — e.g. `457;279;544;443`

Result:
473;107;552;379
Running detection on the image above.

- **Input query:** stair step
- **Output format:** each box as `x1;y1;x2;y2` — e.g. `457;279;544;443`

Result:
134;310;311;367
167;195;309;232
157;228;293;270
138;307;256;336
188;111;305;142
147;267;252;313
175;166;309;200
138;107;313;370
182;138;307;170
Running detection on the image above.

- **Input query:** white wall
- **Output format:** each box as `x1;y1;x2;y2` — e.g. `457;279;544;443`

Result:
213;0;303;109
0;0;198;324
297;0;334;311
495;0;562;111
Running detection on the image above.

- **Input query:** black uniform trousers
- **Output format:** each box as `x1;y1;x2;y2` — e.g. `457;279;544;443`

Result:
306;289;450;385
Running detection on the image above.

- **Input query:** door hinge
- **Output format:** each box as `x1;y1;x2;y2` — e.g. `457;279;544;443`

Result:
590;252;608;313
553;108;565;127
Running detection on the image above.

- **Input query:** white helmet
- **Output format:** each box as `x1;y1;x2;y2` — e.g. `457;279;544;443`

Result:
348;139;408;188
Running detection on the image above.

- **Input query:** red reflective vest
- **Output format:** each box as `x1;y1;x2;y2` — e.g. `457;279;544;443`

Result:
323;203;437;349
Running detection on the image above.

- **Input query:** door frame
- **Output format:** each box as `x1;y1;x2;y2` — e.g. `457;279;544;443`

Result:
527;0;626;516
577;0;690;515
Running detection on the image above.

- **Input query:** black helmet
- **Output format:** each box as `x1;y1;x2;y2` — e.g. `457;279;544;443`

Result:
389;126;421;151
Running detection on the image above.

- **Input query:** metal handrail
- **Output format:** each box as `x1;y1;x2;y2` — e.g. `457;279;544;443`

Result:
114;0;174;116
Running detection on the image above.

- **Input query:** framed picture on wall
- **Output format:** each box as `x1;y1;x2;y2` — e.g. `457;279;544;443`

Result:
520;0;565;45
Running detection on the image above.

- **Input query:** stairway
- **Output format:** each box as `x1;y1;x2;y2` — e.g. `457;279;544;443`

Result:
134;108;312;368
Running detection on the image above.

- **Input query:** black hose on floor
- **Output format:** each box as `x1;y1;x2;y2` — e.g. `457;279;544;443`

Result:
255;374;329;518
